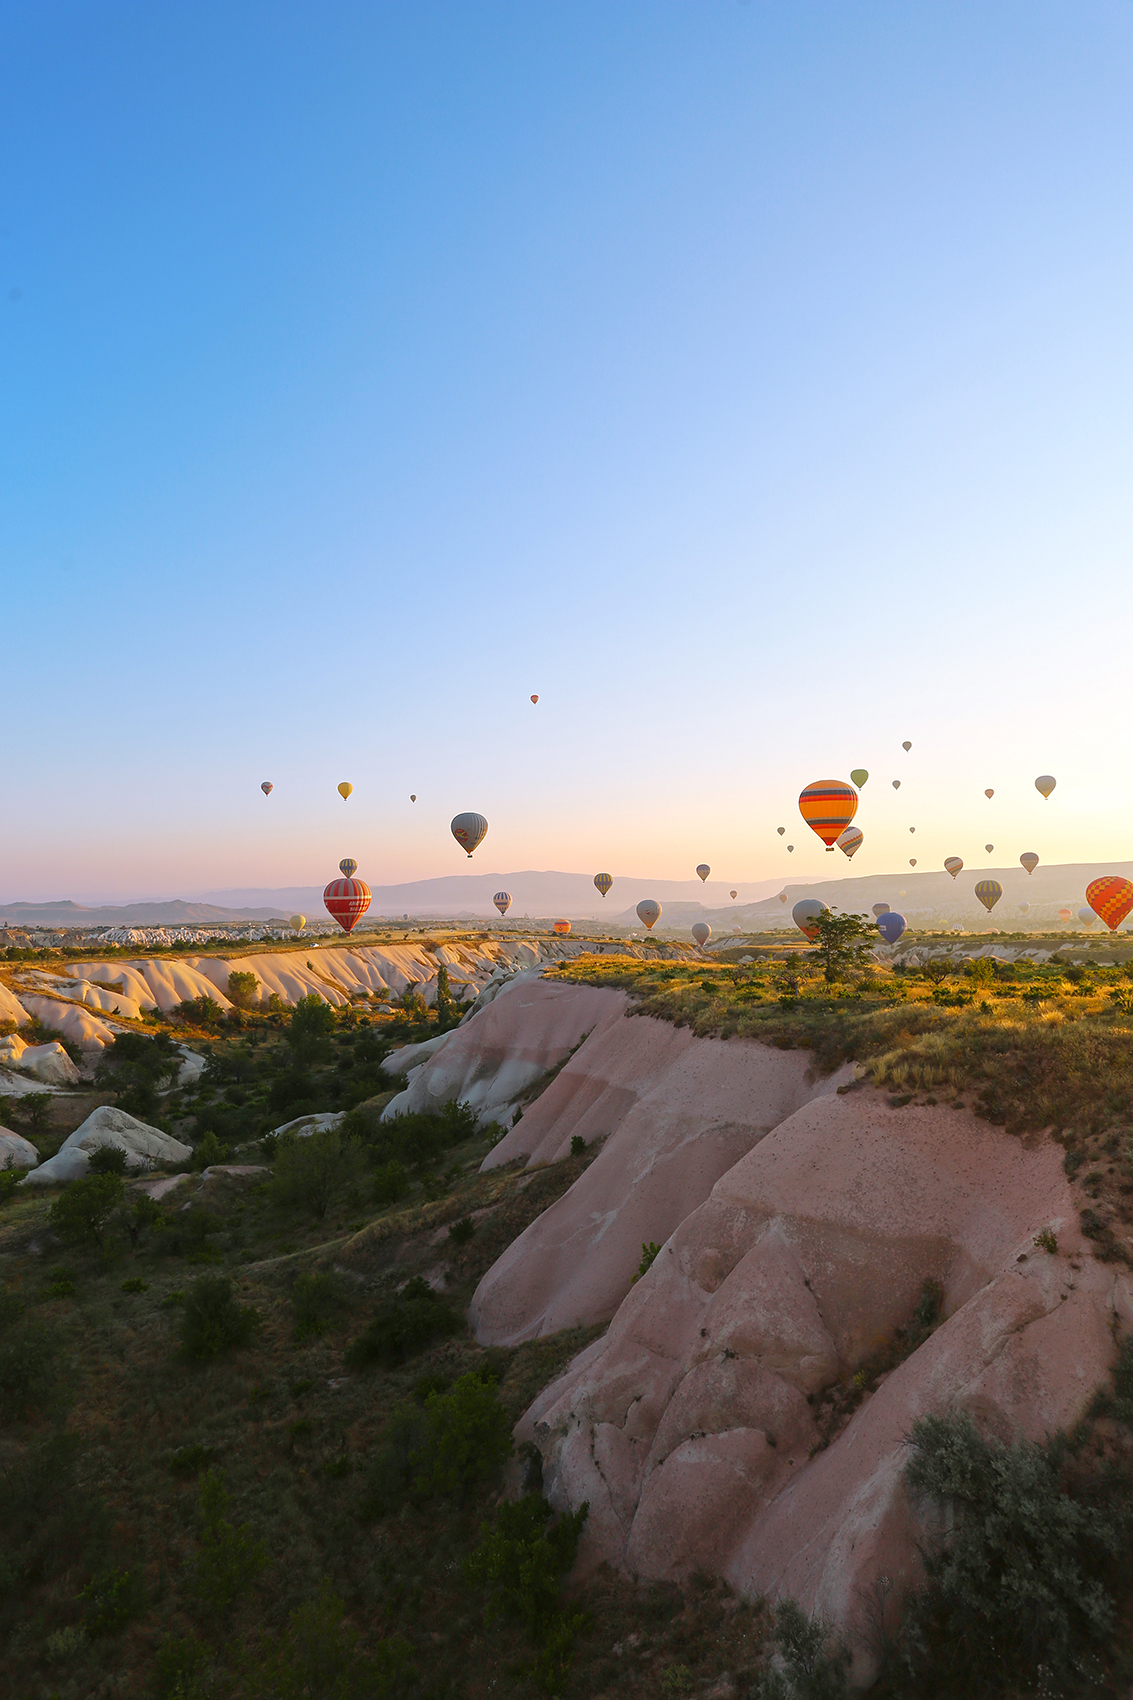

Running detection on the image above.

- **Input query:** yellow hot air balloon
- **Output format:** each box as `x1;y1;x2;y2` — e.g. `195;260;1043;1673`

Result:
289;914;306;931
850;769;868;787
338;782;353;801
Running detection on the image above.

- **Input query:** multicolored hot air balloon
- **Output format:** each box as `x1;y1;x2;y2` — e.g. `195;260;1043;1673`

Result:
1020;853;1039;875
636;899;661;930
696;864;711;882
1078;906;1096;928
493;892;512;916
798;779;858;851
902;740;912;752
451;812;488;857
289;915;306;931
850;769;868;788
872;903;890;917
792;898;826;940
691;922;711;947
339;858;357;878
553;919;571;935
1035;775;1056;799
984;789;994;799
836;826;863;859
975;879;1003;913
594;872;613;898
338;782;353;801
1085;876;1133;932
530;695;539;704
261;781;273;796
877;911;906;944
324;875;371;933
945;857;963;879
730;890;738;899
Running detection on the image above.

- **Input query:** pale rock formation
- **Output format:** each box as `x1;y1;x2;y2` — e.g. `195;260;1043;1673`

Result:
272;1112;344;1138
0;1036;80;1084
13;995;120;1052
22;1105;192;1183
0;1127;40;1169
0;982;28;1025
175;1047;207;1087
382;1031;456;1077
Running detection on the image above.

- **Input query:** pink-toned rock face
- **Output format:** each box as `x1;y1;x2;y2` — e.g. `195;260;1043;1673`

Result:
516;1085;1131;1673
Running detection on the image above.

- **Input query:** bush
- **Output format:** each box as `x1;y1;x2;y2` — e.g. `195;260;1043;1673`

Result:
342;1099;478;1171
154;1633;209;1699
193;1468;267;1617
0;1287;64;1422
94;1031;182;1117
413;1371;514;1500
291;1270;349;1339
448;1215;475;1246
270;1126;364;1220
227;971;260;1010
14;1091;53;1139
632;1240;661;1283
345;1276;460;1370
570;1135;585;1156
50;1173;125;1248
287;994;337;1064
466;1494;589;1638
87;1142;128;1176
243;1581;415;1699
81;1565;143;1636
177;995;226;1028
181;1274;261;1362
372;1159;410;1206
751;1599;851;1698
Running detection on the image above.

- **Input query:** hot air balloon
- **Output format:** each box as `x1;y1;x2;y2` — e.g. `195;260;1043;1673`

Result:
289;915;306;931
493;892;512;916
1085;876;1133;932
451;812;488;857
836;825;863;859
902;741;912;752
696;864;711;882
792;898;826;940
975;879;1003;913
338;782;353;801
1019;902;1029;913
945;857;963;879
984;789;994;800
985;845;994;854
909;858;917;867
261;781;273;796
324;876;371;934
787;845;794;853
553;919;571;935
877;911;906;945
1078;907;1096;929
636;899;661;930
778;892;788;903
1020;853;1039;875
530;695;539;704
850;769;868;787
798;779;858;851
777;827;785;836
730;890;738;900
909;826;916;834
871;903;890;917
410;794;417;802
692;922;711;947
892;780;901;790
594;872;613;898
339;858;357;878
1035;775;1056;799
1059;908;1072;922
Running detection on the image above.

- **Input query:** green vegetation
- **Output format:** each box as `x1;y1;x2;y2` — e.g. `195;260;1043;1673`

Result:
180;1273;262;1361
49;1172;125;1247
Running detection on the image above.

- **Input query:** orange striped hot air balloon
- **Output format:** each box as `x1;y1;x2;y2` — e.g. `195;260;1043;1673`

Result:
324;876;371;934
553;919;571;935
798;779;858;851
1085;876;1133;932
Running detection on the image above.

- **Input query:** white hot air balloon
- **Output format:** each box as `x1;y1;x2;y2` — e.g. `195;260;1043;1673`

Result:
691;922;711;947
636;899;661;930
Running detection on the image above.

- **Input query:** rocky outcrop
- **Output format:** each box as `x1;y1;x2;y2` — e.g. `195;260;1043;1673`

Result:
0;1127;40;1169
22;1106;192;1183
0;1037;80;1084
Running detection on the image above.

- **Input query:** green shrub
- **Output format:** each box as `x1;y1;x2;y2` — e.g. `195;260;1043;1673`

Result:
227;971;259;1010
751;1599;851;1698
413;1371;514;1500
49;1173;124;1248
154;1632;209;1699
342;1099;478;1171
15;1091;53;1139
87;1142;129;1175
448;1215;475;1246
632;1241;662;1283
287;994;336;1064
270;1127;364;1220
120;1276;149;1293
81;1564;143;1636
180;1274;261;1362
169;1443;221;1478
0;1162;22;1205
291;1270;348;1339
94;1030;182;1117
191;1129;227;1172
0;1288;64;1421
193;1468;267;1617
372;1159;410;1206
465;1494;589;1638
570;1135;585;1156
242;1581;415;1699
345;1276;460;1369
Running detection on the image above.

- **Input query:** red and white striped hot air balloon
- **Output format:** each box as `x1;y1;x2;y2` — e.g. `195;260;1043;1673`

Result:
324;875;371;934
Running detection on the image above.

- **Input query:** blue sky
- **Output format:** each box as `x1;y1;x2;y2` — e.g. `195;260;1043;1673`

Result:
4;1;1133;902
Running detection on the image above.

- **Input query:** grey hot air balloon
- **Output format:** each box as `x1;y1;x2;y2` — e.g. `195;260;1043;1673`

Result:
1020;853;1039;875
985;844;994;854
696;864;711;882
902;740;912;752
636;899;661;930
493;891;512;916
777;827;785;836
1035;775;1056;799
691;922;711;946
1078;905;1096;928
892;780;900;790
792;898;825;939
410;794;417;802
450;812;488;858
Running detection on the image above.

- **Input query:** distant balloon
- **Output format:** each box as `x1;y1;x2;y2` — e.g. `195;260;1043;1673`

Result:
261;781;273;796
985;845;994;854
786;845;794;853
892;780;900;790
696;864;711;882
691;922;711;946
1078;907;1096;928
984;789;994;799
636;899;662;930
530;695;539;704
410;794;417;802
730;890;738;900
778;892;788;903
1035;775;1056;799
594;872;613;898
337;782;353;801
909;858;917;867
876;911;906;945
872;903;890;917
1020;853;1039;875
798;779;859;851
1058;908;1073;922
777;826;785;836
553;919;571;935
902;741;912;752
339;858;357;878
850;769;868;788
451;812;488;858
792;898;826;940
836;825;863;860
324;876;371;934
975;879;1003;913
1085;876;1133;932
1018;903;1029;914
909;826;915;834
289;915;306;931
945;857;963;879
493;891;512;916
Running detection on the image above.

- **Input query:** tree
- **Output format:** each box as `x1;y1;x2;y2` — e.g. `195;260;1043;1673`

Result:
49;1173;125;1248
14;1092;53;1140
809;910;878;984
95;1031;182;1119
181;1274;262;1361
435;965;462;1031
270;1126;364;1220
287;994;336;1064
227;970;260;1010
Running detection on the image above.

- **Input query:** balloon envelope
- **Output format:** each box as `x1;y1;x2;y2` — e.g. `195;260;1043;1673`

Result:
798;779;858;850
902;740;912;752
1078;907;1096;927
985;844;994;854
339;858;357;878
792;898;826;940
691;922;711;946
696;864;711;882
594;872;613;898
451;812;488;857
553;919;571;935
1059;908;1073;921
1085;876;1133;932
877;911;906;944
410;794;417;802
261;781;273;796
777;826;785;836
324;877;371;934
289;915;306;931
944;857;963;879
975;879;1003;913
871;903;890;916
836;825;863;859
337;782;353;801
493;891;512;916
530;694;539;704
1020;853;1039;875
850;769;868;787
778;892;788;903
1035;775;1056;799
984;789;994;799
909;858;917;866
636;899;661;930
730;890;738;899
786;845;794;853
892;780;900;790
1018;903;1029;913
